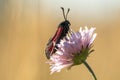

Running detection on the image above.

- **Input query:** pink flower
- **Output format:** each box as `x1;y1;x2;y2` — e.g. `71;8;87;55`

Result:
47;27;97;74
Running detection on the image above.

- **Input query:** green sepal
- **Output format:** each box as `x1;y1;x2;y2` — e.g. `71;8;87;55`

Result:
73;47;94;65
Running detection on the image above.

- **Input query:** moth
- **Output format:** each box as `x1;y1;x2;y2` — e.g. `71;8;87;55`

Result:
45;7;71;59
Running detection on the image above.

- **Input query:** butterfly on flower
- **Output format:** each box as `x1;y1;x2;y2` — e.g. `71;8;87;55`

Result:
45;7;97;80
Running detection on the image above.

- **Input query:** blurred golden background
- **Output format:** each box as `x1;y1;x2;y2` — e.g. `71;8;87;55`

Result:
0;0;120;80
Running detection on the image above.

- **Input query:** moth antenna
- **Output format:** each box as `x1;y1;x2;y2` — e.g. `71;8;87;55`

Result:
65;8;70;20
61;7;66;20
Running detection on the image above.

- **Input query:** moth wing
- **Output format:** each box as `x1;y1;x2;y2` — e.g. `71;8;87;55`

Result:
45;27;64;59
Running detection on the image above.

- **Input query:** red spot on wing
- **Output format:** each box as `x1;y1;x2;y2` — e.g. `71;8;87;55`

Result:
49;43;54;52
51;27;63;42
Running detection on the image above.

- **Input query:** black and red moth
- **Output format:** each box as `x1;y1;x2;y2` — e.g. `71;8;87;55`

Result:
45;7;71;59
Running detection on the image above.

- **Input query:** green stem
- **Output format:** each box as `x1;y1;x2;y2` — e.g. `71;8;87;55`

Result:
82;61;97;80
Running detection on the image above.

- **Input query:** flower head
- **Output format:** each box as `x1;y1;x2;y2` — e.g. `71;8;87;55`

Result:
47;27;97;74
